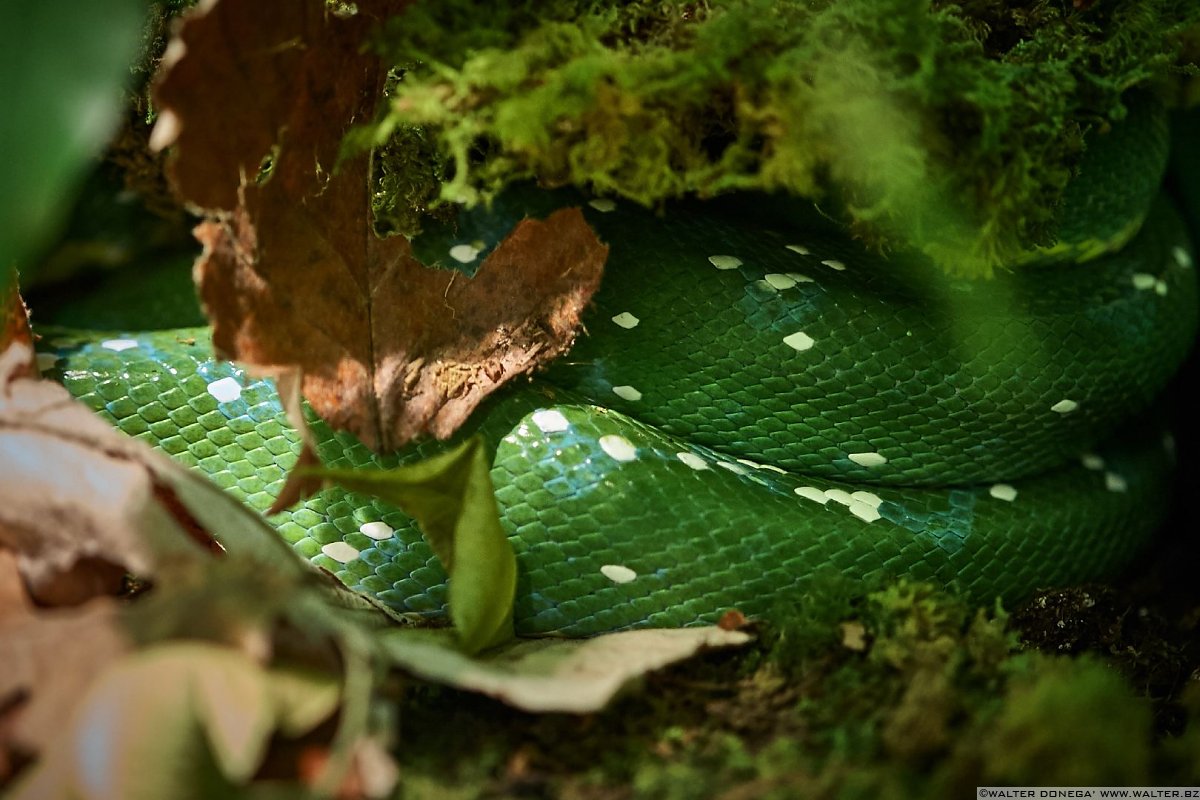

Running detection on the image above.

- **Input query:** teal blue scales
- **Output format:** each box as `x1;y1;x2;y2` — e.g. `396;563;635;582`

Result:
35;182;1197;635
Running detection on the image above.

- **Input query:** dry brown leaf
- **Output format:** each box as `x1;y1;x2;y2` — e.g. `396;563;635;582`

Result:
0;341;316;605
153;0;607;452
0;599;131;764
0;273;35;379
0;343;216;604
0;550;32;625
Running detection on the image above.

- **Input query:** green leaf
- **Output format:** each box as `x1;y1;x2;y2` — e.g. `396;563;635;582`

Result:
0;1;145;285
305;436;516;655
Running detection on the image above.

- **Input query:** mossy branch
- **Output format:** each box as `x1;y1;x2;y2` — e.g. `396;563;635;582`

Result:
363;0;1200;274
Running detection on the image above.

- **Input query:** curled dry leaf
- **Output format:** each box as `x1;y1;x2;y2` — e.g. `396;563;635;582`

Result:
0;599;130;768
0;343;215;604
1;273;35;380
0;346;383;786
376;627;754;714
0;341;320;605
153;0;608;453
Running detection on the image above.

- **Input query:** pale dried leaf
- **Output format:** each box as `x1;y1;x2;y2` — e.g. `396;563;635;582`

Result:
0;599;130;757
376;627;753;713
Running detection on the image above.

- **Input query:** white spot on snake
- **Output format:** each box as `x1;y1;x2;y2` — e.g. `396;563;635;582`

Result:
794;486;827;503
611;312;640;329
600;564;637;584
207;377;242;403
848;452;887;467
824;489;854;506
588;198;617;213
36;353;58;373
851;491;882;508
449;244;480;263
1155;279;1168;296
759;463;788;474
612;385;642;402
1105;472;1127;493
849;500;881;523
359;521;394;540
101;338;139;352
783;331;815;351
989;484;1017;501
764;273;798;290
736;458;762;469
820;259;846;271
1050;399;1078;414
1132;273;1157;290
716;461;749;475
532;409;571;433
321;542;360;563
1080;453;1105;471
786;272;814;283
676;452;709;470
709;254;742;270
785;244;811;255
599;435;638;462
1173;246;1192;268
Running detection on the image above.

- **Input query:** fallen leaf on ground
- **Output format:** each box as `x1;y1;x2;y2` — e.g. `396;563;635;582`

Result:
153;0;607;453
376;627;754;714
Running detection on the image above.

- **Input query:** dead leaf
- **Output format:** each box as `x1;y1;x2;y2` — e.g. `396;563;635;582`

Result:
153;0;607;452
0;273;35;379
0;341;325;604
0;599;131;766
0;550;31;625
376;627;753;714
0;343;209;603
0;342;408;793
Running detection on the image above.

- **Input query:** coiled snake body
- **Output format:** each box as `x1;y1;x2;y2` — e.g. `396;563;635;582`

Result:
37;101;1199;635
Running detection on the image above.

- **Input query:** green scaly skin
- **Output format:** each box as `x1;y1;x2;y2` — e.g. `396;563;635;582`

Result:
36;106;1198;636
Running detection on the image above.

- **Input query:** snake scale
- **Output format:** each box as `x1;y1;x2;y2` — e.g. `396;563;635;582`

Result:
34;97;1199;636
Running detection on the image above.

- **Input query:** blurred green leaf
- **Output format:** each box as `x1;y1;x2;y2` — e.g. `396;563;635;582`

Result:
306;436;516;655
0;1;145;286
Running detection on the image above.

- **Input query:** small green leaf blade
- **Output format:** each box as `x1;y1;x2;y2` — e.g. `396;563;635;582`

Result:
306;436;516;654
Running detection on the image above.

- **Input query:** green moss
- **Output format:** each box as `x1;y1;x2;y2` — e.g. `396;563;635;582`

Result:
381;580;1200;797
364;0;1199;273
979;658;1153;784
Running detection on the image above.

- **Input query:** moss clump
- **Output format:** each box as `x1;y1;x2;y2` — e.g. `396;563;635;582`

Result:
364;0;1199;274
978;658;1153;785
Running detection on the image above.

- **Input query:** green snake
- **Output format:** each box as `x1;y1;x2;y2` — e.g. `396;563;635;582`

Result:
35;98;1198;636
